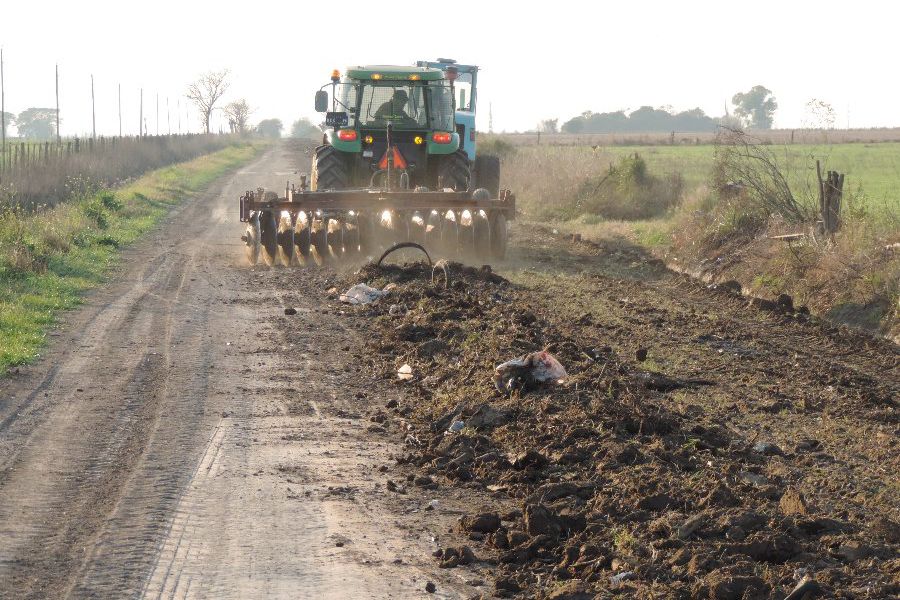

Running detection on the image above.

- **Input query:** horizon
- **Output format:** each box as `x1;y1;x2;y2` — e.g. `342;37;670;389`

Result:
1;0;897;137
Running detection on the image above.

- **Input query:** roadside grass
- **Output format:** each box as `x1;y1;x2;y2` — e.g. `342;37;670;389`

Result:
503;139;899;338
0;142;266;373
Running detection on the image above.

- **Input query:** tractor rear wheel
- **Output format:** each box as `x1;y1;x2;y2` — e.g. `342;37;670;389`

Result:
436;150;471;191
491;213;508;260
474;153;501;198
311;144;351;190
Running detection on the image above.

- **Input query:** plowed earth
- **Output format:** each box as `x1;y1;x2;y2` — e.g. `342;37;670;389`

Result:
329;226;899;599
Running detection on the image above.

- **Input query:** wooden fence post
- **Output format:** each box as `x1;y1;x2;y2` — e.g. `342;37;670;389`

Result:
816;160;845;235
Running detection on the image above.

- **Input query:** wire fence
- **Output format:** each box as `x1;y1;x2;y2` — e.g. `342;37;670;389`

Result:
0;133;243;211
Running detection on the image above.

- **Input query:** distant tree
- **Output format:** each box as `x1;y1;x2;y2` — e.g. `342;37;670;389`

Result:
803;99;835;129
731;85;777;129
538;118;558;133
561;107;716;134
290;117;320;138
186;70;230;134
15;108;57;139
224;99;252;133
1;112;13;137
257;118;283;138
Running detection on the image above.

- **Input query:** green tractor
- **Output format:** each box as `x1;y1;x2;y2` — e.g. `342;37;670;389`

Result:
239;60;514;266
312;60;498;196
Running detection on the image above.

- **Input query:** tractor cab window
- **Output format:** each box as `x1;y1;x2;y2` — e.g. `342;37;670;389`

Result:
453;72;474;112
428;84;455;131
359;84;427;129
336;82;358;125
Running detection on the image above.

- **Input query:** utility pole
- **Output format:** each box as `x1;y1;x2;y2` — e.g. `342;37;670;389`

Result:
1;48;6;161
156;93;159;135
489;102;493;134
55;64;61;144
118;84;122;137
91;74;96;139
177;98;181;134
167;97;170;135
139;88;143;137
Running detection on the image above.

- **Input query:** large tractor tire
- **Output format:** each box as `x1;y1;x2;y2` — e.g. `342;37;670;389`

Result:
436;150;471;191
311;144;351;191
474;153;501;198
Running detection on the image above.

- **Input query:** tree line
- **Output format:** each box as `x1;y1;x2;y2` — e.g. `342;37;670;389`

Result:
553;85;781;134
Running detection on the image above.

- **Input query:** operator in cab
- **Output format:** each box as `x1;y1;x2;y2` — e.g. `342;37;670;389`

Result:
374;89;416;126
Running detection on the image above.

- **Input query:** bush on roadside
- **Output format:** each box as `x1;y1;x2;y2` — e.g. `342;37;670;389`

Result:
547;153;684;221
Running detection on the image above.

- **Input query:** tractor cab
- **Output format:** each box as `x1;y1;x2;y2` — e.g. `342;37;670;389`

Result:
415;59;479;159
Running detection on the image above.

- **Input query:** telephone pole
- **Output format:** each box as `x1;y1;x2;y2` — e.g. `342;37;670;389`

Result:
55;64;61;143
118;84;122;137
91;74;96;139
1;48;6;159
139;88;143;137
155;93;159;136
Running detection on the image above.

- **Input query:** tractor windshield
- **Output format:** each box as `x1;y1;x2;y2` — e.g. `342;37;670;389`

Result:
357;82;454;131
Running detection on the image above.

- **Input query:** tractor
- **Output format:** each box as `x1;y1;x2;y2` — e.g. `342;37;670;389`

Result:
239;59;514;266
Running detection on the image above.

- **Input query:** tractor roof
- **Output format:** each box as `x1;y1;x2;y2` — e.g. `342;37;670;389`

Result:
345;65;445;82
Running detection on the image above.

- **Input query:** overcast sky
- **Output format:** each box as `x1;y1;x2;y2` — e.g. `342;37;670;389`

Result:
1;0;896;136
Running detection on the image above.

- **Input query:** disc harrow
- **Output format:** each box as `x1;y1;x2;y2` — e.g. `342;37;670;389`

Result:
239;183;515;267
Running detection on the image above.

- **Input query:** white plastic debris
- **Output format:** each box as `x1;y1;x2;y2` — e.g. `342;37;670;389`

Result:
610;571;635;585
340;283;390;305
494;350;568;393
447;420;465;433
397;364;413;380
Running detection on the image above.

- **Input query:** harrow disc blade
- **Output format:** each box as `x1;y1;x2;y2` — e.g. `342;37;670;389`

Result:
491;213;508;260
327;218;345;259
295;212;312;261
260;210;278;267
244;213;261;266
473;210;492;261
277;213;295;266
311;216;329;264
344;215;361;257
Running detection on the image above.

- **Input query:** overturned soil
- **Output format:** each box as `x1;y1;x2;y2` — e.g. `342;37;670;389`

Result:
328;226;899;599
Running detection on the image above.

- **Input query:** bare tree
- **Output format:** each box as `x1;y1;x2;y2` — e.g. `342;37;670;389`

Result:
224;99;252;133
186;70;230;133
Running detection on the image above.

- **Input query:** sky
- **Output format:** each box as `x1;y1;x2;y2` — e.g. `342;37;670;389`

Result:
1;0;897;137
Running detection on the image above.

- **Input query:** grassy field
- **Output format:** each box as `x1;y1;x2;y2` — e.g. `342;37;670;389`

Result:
498;141;900;220
0;142;266;373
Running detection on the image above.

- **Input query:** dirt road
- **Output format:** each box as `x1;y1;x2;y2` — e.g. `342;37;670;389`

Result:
0;145;486;599
1;142;897;599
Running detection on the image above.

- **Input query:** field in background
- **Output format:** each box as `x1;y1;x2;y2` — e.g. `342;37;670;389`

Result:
485;132;899;338
499;127;900;147
491;138;900;221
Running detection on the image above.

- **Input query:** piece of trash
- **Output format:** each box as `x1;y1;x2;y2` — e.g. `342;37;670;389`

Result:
447;420;465;433
340;283;390;305
494;350;567;394
397;364;413;380
426;499;439;511
610;571;636;585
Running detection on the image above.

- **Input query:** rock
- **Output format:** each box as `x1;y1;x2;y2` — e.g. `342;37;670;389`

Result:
524;504;561;537
871;516;900;543
283;307;297;315
546;581;593;599
512;449;548;470
439;545;476;568
447;420;465;433
494;577;521;594
425;581;436;593
702;566;770;600
637;493;674;512
779;488;809;516
467;404;511;429
385;399;398;409
784;577;823;600
753;441;783;455
831;541;872;562
460;512;501;534
677;513;705;540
